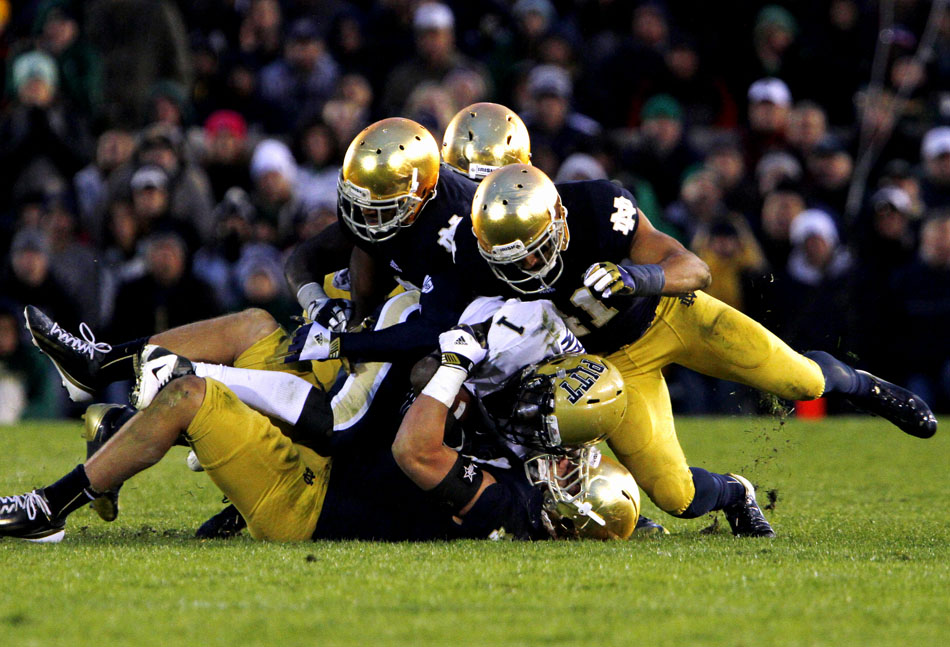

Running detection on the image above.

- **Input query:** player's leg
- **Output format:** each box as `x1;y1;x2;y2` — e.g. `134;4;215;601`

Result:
604;352;774;537
657;292;936;437
23;305;282;401
186;377;330;541
0;375;207;542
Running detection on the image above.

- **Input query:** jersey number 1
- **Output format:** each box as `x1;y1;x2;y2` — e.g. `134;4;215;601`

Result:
565;287;619;336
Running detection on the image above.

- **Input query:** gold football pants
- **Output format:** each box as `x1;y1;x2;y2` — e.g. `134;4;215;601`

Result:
606;291;825;515
187;377;331;541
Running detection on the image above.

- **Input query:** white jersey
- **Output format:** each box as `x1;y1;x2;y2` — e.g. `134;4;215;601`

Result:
458;296;584;397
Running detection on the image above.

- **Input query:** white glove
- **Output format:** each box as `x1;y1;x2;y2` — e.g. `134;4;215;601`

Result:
285;321;340;362
583;262;635;298
437;325;487;374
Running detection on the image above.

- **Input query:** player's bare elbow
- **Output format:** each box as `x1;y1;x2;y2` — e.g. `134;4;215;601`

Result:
696;260;712;290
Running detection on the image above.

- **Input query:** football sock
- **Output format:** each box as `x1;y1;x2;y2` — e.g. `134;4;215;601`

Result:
193;363;316;425
804;350;872;396
99;337;150;384
42;465;99;519
675;468;747;518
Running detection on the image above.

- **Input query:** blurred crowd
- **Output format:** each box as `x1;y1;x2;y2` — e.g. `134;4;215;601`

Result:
1;0;949;420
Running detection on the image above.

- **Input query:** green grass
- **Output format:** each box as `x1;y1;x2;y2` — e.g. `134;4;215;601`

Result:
0;416;947;647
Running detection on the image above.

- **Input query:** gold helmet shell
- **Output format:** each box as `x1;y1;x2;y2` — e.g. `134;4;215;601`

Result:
338;118;440;242
499;353;626;452
471;164;569;293
528;449;641;540
442;102;531;180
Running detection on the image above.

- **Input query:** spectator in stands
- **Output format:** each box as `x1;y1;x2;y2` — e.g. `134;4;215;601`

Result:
202;110;253;202
706;137;758;218
249;139;303;245
804;136;853;219
107;124;214;244
521;64;602;176
785;101;828;162
0;50;91;209
691;216;767;313
193;187;257;310
0;228;79;329
41;192;103;327
886;213;950;410
259;18;339;133
73;128;135;244
855;186;919;373
381;2;488;116
86;0;192;127
146;79;192;128
666;168;728;241
622;94;698;209
744;77;791;168
33;0;103;118
773;208;855;351
109;231;222;340
0;301;59;422
921;127;950;210
295;117;342;213
756;182;806;270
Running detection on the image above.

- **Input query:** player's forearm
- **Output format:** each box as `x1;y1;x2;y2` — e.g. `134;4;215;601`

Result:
393;394;454;489
656;250;711;295
284;225;353;295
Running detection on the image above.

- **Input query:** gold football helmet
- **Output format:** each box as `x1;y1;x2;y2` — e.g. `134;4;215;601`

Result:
471;164;569;294
528;449;641;540
495;353;626;452
442;102;531;180
338;118;440;242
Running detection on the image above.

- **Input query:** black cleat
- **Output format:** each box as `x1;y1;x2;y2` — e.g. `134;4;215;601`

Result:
848;371;937;439
633;515;669;536
131;345;195;409
0;490;65;542
82;404;136;521
723;474;775;538
195;504;247;539
24;306;112;402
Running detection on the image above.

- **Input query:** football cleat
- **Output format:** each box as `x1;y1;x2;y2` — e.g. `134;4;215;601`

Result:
849;371;937;439
633;515;669;536
195;504;247;539
131;345;195;409
722;474;775;538
82;404;136;521
0;490;66;543
24;306;112;402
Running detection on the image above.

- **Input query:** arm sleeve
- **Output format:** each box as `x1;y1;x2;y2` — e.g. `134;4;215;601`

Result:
336;272;471;363
284;222;355;294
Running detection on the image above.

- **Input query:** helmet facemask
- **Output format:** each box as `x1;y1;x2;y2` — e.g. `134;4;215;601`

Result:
479;200;569;294
526;446;607;536
337;169;433;242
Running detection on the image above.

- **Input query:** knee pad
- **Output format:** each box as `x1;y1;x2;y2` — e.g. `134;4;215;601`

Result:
644;471;695;516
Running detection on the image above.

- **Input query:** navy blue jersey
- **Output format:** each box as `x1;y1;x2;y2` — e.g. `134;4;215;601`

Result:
339;165;477;291
454;180;660;354
313;361;547;541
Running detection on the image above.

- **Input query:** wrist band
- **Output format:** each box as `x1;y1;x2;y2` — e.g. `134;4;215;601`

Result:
621;263;665;296
296;282;328;310
427;453;484;514
421;364;468;409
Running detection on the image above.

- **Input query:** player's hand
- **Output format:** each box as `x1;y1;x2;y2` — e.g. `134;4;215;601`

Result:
438;324;487;374
308;297;353;332
584;262;635;298
284;321;340;363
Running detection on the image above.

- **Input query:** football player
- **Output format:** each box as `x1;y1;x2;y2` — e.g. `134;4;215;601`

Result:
284;106;531;362
0;328;638;543
459;163;937;534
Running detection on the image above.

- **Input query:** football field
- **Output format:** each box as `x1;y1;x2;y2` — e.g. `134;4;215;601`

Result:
0;415;946;647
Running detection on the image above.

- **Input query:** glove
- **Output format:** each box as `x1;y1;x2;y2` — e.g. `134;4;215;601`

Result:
309;297;353;333
284;321;340;363
437;324;487;374
584;262;635;298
